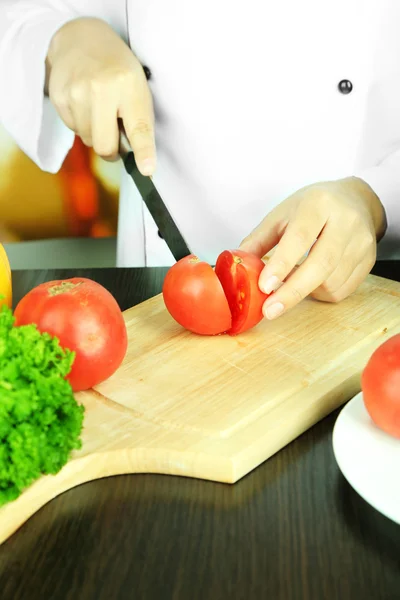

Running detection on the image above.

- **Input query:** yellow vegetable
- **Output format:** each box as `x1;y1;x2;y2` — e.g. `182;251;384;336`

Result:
0;243;12;307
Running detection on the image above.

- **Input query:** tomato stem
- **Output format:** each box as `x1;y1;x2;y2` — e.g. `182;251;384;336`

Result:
49;282;83;296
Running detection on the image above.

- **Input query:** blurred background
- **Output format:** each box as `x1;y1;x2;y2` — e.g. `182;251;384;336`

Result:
0;122;120;269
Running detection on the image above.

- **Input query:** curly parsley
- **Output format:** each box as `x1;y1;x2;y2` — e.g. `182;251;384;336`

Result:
0;304;84;506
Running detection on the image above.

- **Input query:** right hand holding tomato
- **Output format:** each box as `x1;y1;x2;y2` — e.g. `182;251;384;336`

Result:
46;17;156;174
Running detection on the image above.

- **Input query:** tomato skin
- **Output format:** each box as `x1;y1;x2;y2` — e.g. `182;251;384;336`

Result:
215;249;269;335
162;255;232;335
361;334;400;438
14;278;128;392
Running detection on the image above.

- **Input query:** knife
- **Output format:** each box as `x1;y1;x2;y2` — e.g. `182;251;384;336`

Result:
119;129;191;262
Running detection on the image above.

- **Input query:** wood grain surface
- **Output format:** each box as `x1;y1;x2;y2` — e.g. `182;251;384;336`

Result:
0;263;399;600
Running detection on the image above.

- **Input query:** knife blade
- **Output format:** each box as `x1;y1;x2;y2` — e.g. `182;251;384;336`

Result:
119;130;191;262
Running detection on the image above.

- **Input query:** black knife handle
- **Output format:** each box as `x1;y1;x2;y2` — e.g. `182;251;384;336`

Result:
119;128;132;162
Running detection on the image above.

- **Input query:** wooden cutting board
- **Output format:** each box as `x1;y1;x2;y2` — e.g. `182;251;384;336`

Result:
1;272;400;545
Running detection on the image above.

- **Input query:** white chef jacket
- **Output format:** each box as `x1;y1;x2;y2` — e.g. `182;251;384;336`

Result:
1;0;400;266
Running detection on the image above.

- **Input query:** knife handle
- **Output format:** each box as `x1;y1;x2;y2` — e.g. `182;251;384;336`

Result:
118;124;132;162
117;120;192;261
118;124;154;181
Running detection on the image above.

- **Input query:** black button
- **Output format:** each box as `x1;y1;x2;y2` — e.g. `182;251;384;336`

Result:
338;79;353;94
158;230;163;239
143;65;152;80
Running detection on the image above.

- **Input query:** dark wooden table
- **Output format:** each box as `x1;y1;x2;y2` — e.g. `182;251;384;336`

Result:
0;262;399;600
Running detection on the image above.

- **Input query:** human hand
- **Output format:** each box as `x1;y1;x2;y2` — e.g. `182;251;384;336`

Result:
239;177;387;320
46;17;155;174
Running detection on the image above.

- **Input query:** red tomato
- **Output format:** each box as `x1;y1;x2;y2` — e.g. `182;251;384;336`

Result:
14;277;128;392
162;255;232;335
162;250;269;336
361;334;400;438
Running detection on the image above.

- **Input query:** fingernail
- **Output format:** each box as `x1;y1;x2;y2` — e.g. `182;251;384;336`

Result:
260;275;280;294
264;302;284;320
140;158;155;176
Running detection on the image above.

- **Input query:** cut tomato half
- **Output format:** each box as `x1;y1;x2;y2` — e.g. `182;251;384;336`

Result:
162;254;232;335
215;250;267;335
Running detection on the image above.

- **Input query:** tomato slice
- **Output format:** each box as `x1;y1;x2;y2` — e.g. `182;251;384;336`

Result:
215;250;267;335
162;255;232;335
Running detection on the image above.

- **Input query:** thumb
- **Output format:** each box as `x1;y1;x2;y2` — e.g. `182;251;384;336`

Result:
120;65;156;176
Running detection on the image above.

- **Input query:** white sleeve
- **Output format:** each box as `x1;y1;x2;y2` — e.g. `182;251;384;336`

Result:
355;149;400;259
0;0;127;173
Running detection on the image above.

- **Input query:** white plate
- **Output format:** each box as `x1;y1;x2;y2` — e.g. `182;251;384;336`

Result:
332;392;400;525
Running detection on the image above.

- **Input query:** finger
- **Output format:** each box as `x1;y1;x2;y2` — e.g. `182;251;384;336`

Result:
312;253;376;303
91;91;119;161
258;200;327;294
56;104;76;133
239;205;286;258
261;222;347;319
50;91;76;132
311;238;376;302
70;97;93;148
120;70;156;176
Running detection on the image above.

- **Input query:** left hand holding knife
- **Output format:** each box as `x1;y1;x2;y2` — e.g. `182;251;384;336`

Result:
47;17;156;175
